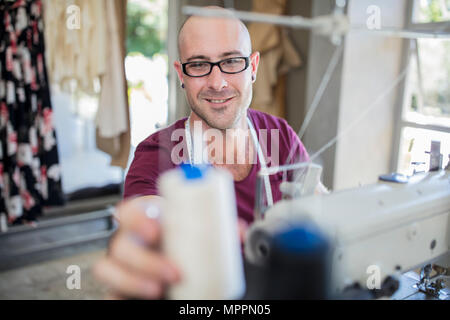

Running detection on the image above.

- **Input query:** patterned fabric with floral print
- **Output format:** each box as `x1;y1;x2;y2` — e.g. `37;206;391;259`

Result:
0;0;64;225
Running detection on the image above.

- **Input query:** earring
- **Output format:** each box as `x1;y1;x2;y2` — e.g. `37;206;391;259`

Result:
181;83;185;89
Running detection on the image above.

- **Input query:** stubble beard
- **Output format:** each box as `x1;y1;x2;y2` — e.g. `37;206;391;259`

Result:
190;105;244;131
189;86;253;131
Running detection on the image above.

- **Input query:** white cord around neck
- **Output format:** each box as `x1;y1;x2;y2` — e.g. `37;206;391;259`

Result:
184;116;274;207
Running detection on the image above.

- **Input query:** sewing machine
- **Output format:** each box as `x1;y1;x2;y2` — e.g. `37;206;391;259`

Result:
245;148;450;299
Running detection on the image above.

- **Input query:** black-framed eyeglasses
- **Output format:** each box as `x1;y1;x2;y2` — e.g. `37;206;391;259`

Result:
182;56;250;77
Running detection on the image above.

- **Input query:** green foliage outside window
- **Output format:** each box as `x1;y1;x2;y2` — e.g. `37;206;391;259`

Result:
127;0;168;57
418;0;450;23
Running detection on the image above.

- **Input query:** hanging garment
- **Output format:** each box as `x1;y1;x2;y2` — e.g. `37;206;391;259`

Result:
42;0;130;169
248;0;303;118
42;0;107;95
95;0;130;169
0;0;65;225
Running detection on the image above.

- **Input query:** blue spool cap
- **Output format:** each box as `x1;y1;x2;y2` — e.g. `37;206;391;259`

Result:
273;223;329;254
180;163;209;180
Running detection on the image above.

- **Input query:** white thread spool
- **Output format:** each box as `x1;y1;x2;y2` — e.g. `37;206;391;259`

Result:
159;165;245;300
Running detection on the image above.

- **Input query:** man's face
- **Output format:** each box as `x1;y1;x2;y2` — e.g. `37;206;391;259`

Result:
175;17;259;130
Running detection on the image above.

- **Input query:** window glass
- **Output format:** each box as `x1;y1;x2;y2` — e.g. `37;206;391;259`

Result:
403;39;450;127
413;0;450;23
126;0;169;148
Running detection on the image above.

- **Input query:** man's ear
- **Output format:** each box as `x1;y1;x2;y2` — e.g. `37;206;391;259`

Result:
250;51;260;83
174;61;184;87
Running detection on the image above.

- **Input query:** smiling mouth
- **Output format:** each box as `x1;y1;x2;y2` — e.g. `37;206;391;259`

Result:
205;97;234;104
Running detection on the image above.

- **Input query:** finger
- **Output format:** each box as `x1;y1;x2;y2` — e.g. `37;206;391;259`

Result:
110;231;180;284
114;198;163;245
93;257;163;300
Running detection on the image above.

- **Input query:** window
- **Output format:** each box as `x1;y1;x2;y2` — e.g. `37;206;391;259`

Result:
413;0;450;23
126;0;169;148
395;0;450;176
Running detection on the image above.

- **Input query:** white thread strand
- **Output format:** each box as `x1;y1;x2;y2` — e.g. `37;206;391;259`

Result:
310;66;410;162
298;44;344;140
282;44;343;172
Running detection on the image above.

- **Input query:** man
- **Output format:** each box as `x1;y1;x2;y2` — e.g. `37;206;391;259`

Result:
94;7;317;300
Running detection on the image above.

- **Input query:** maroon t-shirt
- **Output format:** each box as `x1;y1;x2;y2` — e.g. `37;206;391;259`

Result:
124;109;309;224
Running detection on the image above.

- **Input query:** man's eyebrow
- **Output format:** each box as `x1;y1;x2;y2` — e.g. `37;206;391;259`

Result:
185;51;245;62
186;55;210;62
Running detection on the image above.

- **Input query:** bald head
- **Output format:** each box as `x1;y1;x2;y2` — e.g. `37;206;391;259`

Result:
178;7;252;60
173;7;259;130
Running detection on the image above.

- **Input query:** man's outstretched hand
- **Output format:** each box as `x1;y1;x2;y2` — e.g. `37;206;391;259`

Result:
93;196;249;299
93;197;180;300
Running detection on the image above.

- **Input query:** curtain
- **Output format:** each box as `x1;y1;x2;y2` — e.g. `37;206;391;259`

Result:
0;0;64;226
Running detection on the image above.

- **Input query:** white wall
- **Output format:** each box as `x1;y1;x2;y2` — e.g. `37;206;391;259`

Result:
333;0;407;190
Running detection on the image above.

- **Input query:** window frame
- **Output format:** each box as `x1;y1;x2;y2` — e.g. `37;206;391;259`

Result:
390;0;450;172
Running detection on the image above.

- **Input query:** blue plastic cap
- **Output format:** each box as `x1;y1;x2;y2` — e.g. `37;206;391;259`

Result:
180;164;209;180
273;223;329;254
